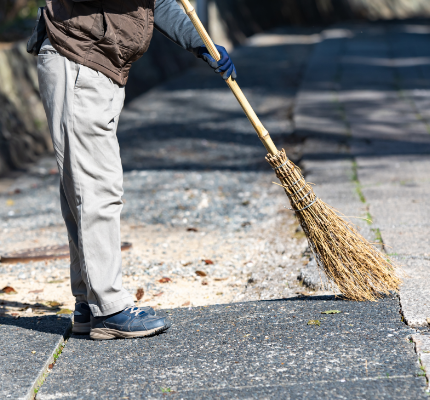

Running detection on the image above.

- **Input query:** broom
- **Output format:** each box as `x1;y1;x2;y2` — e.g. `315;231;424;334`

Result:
179;0;401;301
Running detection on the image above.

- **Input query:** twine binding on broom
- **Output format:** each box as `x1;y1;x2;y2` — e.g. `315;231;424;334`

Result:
266;149;401;302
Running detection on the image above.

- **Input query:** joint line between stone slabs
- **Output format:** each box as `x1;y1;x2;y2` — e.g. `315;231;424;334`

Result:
28;316;72;400
165;375;417;395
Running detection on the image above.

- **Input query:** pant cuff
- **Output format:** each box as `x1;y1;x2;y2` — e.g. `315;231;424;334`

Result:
89;295;135;317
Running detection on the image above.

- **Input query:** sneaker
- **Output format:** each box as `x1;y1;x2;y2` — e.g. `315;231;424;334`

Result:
72;302;91;334
90;306;170;340
73;303;156;335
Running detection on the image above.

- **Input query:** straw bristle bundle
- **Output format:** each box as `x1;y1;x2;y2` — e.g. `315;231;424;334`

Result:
266;149;401;301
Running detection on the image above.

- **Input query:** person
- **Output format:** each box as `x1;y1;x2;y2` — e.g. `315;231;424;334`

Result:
37;0;237;340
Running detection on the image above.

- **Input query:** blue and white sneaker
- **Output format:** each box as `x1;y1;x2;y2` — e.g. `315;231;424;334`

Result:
72;302;91;334
73;303;156;335
90;306;169;340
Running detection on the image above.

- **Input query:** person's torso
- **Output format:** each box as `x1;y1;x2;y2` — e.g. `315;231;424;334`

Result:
44;0;155;85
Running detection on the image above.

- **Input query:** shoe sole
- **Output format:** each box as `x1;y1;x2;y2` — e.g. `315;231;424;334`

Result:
72;321;91;334
89;323;170;340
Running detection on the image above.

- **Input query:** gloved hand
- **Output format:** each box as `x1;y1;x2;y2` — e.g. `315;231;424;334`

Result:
198;44;237;81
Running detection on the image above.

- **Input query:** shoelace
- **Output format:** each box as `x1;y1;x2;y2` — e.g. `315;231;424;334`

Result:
125;306;150;317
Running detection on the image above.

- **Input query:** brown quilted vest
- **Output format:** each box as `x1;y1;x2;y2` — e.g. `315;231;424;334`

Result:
44;0;155;85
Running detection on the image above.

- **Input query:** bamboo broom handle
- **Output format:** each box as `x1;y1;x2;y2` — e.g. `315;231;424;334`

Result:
179;0;278;155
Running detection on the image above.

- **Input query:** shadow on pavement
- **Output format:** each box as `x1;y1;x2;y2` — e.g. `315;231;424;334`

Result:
0;314;71;335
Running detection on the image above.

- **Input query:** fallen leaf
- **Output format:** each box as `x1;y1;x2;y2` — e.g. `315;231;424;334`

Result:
241;221;251;227
1;286;17;295
182;301;190;306
216;292;223;295
153;292;164;297
56;308;73;314
48;280;64;284
158;277;171;284
214;277;228;281
195;270;207;277
136;288;144;301
45;301;63;308
321;310;341;314
244;334;251;337
28;289;44;294
187;227;198;232
32;351;36;354
308;320;321;326
6;199;14;206
48;364;54;369
201;280;208;286
202;259;214;265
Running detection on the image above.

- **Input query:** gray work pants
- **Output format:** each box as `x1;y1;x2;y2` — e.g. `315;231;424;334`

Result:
37;39;134;317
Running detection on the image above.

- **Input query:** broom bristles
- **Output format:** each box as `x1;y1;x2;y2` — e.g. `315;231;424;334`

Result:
266;149;401;302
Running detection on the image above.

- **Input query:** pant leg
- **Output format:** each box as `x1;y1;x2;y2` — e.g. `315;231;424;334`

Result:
59;181;86;302
37;40;134;317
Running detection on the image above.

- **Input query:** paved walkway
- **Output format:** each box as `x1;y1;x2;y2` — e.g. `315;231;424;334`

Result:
1;22;430;399
296;23;430;328
37;298;422;399
0;315;71;399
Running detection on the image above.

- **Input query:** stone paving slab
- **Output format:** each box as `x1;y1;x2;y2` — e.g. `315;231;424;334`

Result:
399;258;430;327
0;315;71;399
413;334;430;389
37;296;427;399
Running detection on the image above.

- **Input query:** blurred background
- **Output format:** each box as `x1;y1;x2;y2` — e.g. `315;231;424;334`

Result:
1;0;430;177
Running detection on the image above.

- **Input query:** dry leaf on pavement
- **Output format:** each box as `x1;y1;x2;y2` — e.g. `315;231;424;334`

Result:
1;286;17;294
56;308;73;314
45;301;63;308
136;288;144;300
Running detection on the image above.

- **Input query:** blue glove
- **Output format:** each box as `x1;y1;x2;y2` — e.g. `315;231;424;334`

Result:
198;44;237;81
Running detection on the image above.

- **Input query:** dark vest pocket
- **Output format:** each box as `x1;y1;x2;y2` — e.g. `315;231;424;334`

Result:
95;12;143;69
